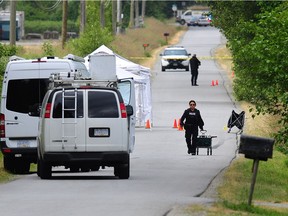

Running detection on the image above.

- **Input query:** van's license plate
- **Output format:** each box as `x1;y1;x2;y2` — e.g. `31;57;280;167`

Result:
94;128;109;137
17;140;30;147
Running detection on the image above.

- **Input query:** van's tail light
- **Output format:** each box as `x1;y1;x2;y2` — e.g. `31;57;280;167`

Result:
44;103;52;118
120;103;127;118
0;113;5;138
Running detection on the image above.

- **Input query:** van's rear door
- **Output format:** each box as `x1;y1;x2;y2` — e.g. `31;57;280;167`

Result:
3;62;50;148
85;89;128;152
3;61;73;148
48;90;86;152
118;79;136;152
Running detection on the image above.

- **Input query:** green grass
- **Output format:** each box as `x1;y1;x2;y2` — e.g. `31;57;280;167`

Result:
219;152;288;203
221;201;288;216
178;200;288;216
0;153;14;183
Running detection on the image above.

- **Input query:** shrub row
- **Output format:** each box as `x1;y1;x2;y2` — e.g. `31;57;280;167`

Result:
25;20;79;35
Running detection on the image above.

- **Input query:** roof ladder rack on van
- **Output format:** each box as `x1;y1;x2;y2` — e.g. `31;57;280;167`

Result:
63;54;85;63
61;88;78;150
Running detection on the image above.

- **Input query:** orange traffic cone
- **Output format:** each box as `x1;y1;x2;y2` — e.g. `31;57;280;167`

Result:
178;119;183;131
145;119;151;129
211;80;215;86
215;80;219;85
173;119;178;128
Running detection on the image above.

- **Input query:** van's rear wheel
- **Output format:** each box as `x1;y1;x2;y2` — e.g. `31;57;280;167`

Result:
114;158;130;179
37;158;52;179
14;160;30;174
118;163;129;179
4;157;30;174
3;156;15;173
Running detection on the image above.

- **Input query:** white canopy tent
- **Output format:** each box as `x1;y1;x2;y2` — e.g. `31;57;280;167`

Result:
84;45;152;127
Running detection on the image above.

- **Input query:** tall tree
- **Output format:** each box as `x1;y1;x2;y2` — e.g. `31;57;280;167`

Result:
208;1;288;152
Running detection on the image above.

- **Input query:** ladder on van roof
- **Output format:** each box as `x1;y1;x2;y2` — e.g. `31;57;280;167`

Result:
61;88;78;150
48;72;117;89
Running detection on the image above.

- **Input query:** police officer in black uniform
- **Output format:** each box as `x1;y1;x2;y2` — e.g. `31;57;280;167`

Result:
180;100;204;155
190;54;201;86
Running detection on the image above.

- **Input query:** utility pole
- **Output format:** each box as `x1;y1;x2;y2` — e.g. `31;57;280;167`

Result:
112;0;117;35
9;0;16;45
100;0;105;28
116;0;122;34
129;0;134;28
80;0;86;33
61;0;68;49
141;0;146;20
135;0;139;28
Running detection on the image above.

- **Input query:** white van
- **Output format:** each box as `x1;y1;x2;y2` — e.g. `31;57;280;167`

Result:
0;55;89;174
37;74;136;179
176;9;210;25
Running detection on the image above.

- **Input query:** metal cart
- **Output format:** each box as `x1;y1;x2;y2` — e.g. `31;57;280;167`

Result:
196;130;217;155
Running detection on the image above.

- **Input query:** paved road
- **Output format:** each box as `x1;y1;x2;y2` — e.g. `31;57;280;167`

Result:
0;27;239;216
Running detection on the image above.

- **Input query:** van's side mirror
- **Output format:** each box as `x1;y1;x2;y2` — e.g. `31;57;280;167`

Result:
28;103;41;117
126;105;133;116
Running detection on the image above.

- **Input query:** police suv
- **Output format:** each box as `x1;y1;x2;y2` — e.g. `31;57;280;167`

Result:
160;46;191;71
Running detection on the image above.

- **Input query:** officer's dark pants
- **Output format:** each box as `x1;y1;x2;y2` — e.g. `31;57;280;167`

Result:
184;125;198;154
191;70;198;85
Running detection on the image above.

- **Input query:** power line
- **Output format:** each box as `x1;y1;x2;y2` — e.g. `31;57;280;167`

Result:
33;0;62;11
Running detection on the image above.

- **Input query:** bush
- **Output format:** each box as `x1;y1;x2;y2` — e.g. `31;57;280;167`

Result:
42;42;55;57
67;25;113;57
0;44;18;92
25;20;78;34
